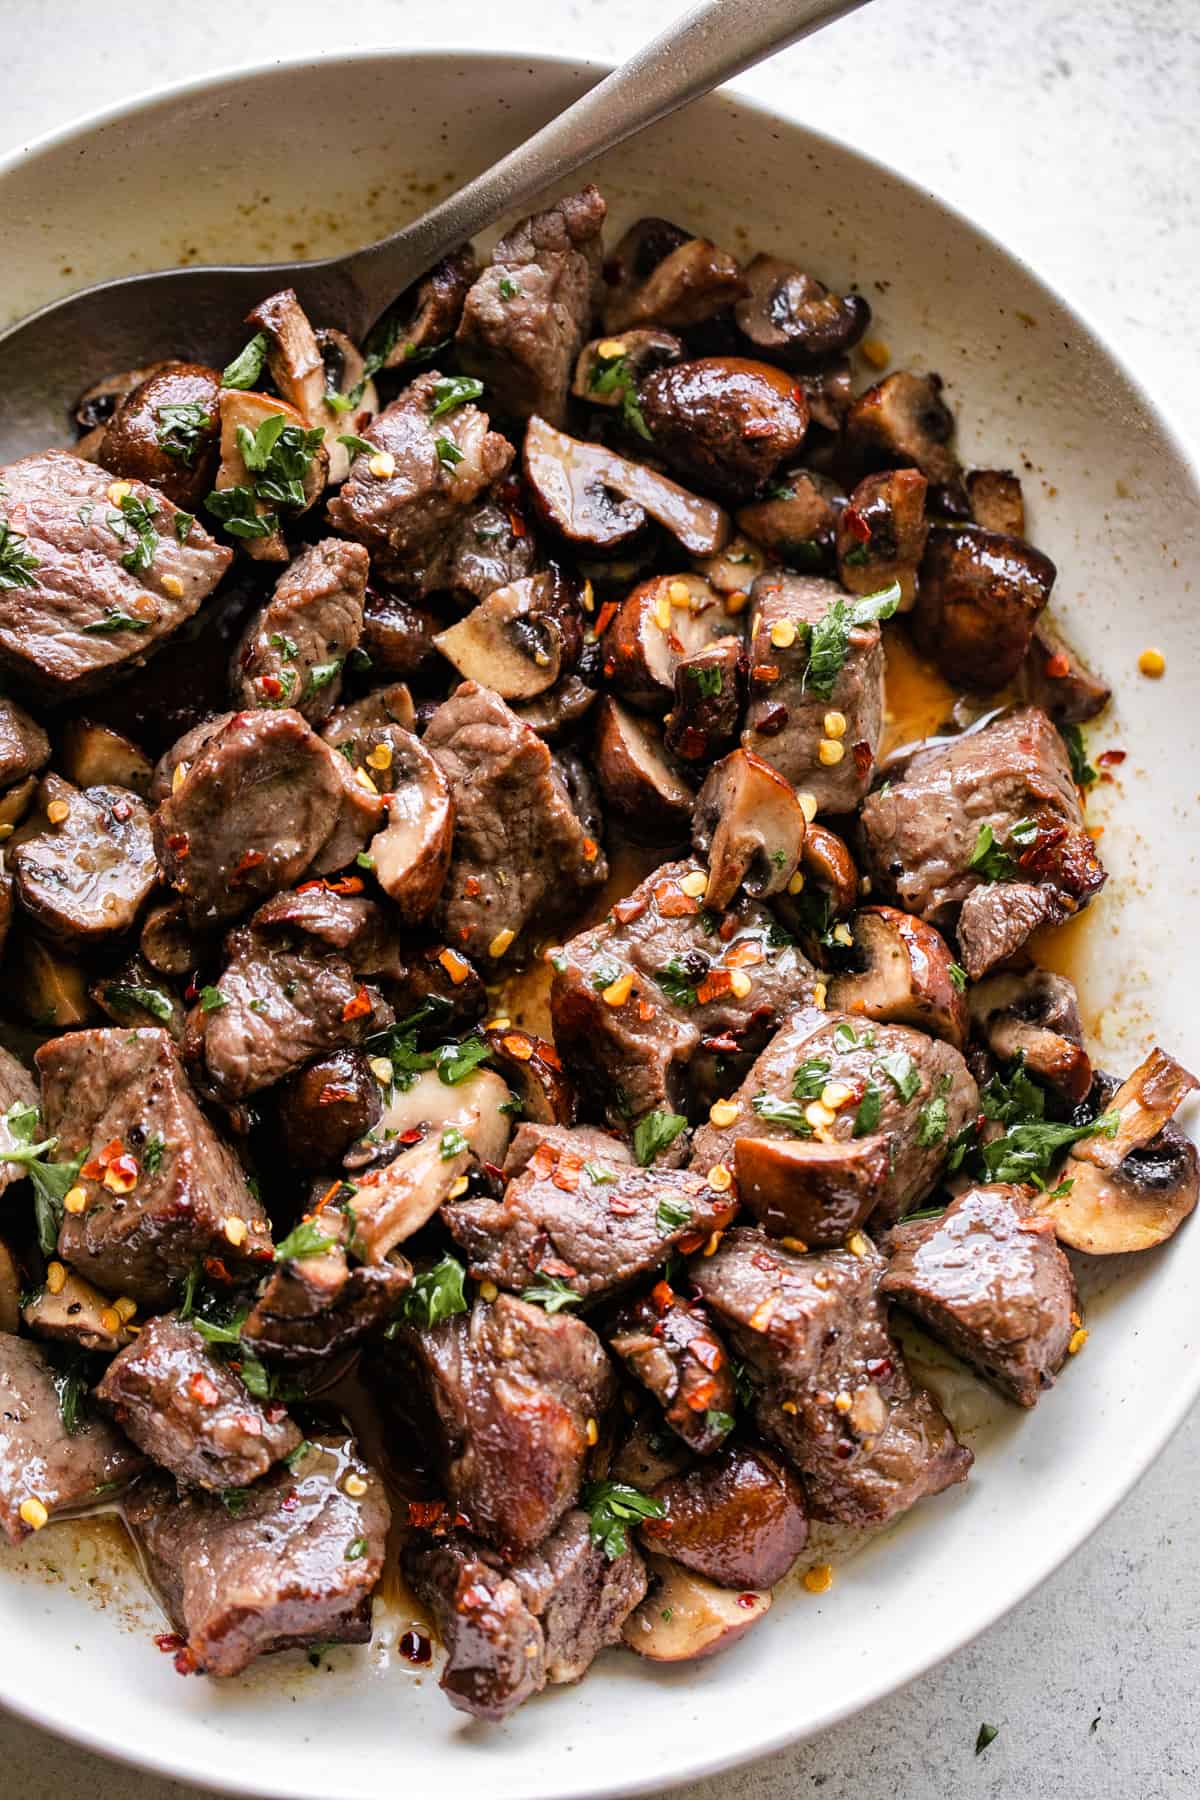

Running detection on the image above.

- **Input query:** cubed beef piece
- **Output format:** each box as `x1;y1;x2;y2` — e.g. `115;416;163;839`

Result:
640;1441;808;1588
444;1149;736;1302
455;186;607;427
424;681;606;960
741;573;885;812
38;1028;271;1307
153;709;345;927
0;1046;39;1197
550;857;818;1130
0;695;50;787
325;374;514;582
405;1508;645;1720
858;706;1106;978
0;450;232;699
502;1119;632;1180
124;1433;389;1676
688;1007;979;1228
250;884;404;979
96;1313;301;1488
606;1283;736;1454
880;1182;1078;1406
691;1227;971;1527
230;538;368;722
0;1332;144;1541
13;775;156;946
436;495;541;604
241;1249;410;1361
147;712;230;806
394;1292;615;1553
193;923;385;1100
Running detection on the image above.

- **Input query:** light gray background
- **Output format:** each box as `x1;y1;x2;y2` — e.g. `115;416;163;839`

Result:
3;1;1198;1795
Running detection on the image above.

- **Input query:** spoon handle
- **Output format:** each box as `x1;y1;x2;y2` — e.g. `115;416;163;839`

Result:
343;0;869;320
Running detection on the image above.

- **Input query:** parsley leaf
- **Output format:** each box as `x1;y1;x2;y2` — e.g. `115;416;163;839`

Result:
142;1133;165;1176
336;433;374;458
389;1254;469;1332
803;583;902;699
632;1110;688;1166
173;510;195;544
498;275;521;300
435;1035;492;1085
221;332;269;390
521;1276;583;1314
875;1050;921;1104
235;413;324;509
439;1125;469;1160
83;608;151;635
656;954;701;1007
916;1075;952;1147
948;962;967;992
198;986;226;1012
656;1195;693;1233
429;376;485;418
751;1093;814;1136
705;1409;735;1438
792;1058;832;1101
975;1724;999;1756
155;401;213;465
274;1218;336;1262
0;520;39;590
980;1110;1118;1186
204;484;277;540
434;436;464;470
967;822;1016;882
100;982;173;1023
833;1022;874;1053
0;1102;88;1254
853;1079;883;1137
1060;722;1097;789
582;1481;665;1561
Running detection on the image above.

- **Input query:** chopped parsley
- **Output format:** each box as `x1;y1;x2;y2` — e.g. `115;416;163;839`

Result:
274;1218;336;1262
751;1093;814;1136
588;348;652;440
388;1254;469;1332
221;332;269;390
916;1075;952;1146
967;822;1016;882
583;1161;618;1184
980;1110;1117;1186
632;1110;688;1167
689;663;724;698
336;432;374;458
792;1058;832;1101
204;484;277;540
155;400;213;465
498;275;521;301
439;1125;470;1160
803;582;902;699
344;1537;368;1561
143;1134;165;1175
975;1723;999;1756
0;1102;88;1254
220;1488;250;1516
83;608;151;635
582;1481;665;1561
833;1022;874;1053
235;412;324;508
434;436;464;470
656;1195;693;1234
0;520;40;590
51;1351;101;1435
948;962;967;992
875;1050;921;1104
520;1276;583;1314
1060;722;1097;789
705;1408;736;1438
173;510;195;544
853;1079;883;1137
429;375;485;419
301;658;343;701
198;986;227;1012
656;954;701;1008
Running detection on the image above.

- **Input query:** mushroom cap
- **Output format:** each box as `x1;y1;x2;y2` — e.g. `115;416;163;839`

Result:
484;1026;575;1125
692;748;805;910
734;253;871;368
367;729;454;924
733;1134;888;1246
968;967;1091;1101
592;696;694;842
522;415;730;557
607;573;737;710
434;574;562;701
638;356;810;504
829;905;968;1049
603;222;746;334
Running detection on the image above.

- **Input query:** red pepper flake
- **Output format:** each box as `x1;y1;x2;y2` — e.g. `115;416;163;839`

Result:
173;1646;198;1676
701;1032;739;1053
312;1180;345;1214
751;662;781;686
717;913;739;942
459;1582;494;1614
264;1401;288;1424
102;1153;139;1195
673;726;709;760
852;739;873;781
398;1630;432;1664
189;1371;220;1407
650;1280;675;1312
612;893;649;926
686;1376;719;1409
238;1414;264;1438
500;1032;533;1061
530;1142;559;1179
507;508;527;540
654;880;700;918
690;1337;724;1372
259;674;285;700
595;600;618;636
736;1593;759;1609
608;1195;639;1218
581;835;599;863
341;985;373;1022
666;630;686;655
463;875;482;898
281;1490;300;1512
1017;1214;1058;1235
752;702;788;736
165;832;190;858
1044;651;1071;679
203;1255;232;1283
327;875;365;896
408;1499;448;1529
1097;748;1126;767
398;1127;424;1145
636;999;656;1022
677;1230;707;1256
552;1152;584;1194
155;1632;186;1654
536;1255;578;1279
723;941;764;969
865;1356;893;1381
843;506;872;544
695;968;734;1005
318;1082;358;1107
232;848;265;880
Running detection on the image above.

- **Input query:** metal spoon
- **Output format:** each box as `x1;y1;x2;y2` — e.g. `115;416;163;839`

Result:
0;0;866;460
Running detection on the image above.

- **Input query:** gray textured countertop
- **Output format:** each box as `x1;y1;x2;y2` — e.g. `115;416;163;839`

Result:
2;1;1198;1795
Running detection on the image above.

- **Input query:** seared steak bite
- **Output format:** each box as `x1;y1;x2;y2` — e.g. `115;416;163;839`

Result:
606;1283;737;1453
0;451;231;699
153;709;344;926
0;1332;144;1542
688;1007;978;1229
424;681;606;961
12;775;156;946
444;1148;737;1303
394;1292;615;1553
640;1441;808;1589
0;694;50;787
230;537;368;722
325;373;513;581
96;1313;301;1488
502;1119;632;1179
858;705;1106;978
456;185;607;427
691;1227;972;1526
38;1028;271;1307
741;573;886;813
881;1183;1078;1407
550;857;818;1129
241;1249;410;1361
124;1433;389;1677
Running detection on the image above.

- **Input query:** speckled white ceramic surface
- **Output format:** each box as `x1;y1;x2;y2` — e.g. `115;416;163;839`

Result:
1;4;1198;1797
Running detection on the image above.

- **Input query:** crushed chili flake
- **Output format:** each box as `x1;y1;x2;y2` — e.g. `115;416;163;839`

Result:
408;1499;448;1529
102;1154;139;1194
536;1255;578;1280
608;1195;639;1217
203;1256;232;1283
341;985;373;1022
594;600;618;636
650;1280;675;1312
695;968;735;1005
552;1153;584;1193
500;1032;534;1061
232;848;265;879
701;1032;740;1053
636;999;656;1022
677;1229;708;1256
189;1371;220;1407
530;1142;559;1179
507;508;527;539
259;674;285;699
313;1180;345;1214
654;880;700;918
155;1633;186;1654
751;662;781;686
398;1126;424;1145
165;832;190;857
843;506;872;543
173;1646;198;1676
1044;651;1071;679
690;1337;724;1372
752;702;788;736
724;941;764;969
612;893;649;925
581;835;599;863
463;875;482;898
852;739;873;780
1097;748;1126;767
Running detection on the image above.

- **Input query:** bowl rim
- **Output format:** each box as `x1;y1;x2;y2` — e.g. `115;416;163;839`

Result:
1;42;1199;1800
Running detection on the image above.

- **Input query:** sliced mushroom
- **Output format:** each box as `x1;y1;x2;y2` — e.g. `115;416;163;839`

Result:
737;471;841;558
1015;619;1111;726
968;968;1091;1101
23;1268;134;1353
966;468;1026;537
433;574;562;700
1038;1049;1200;1253
98;362;222;507
803;823;860;917
91;957;185;1041
139;896;205;977
362;586;441;680
607;573;738;710
523;415;730;557
277;1047;383;1169
914;524;1056;690
828;906;968;1049
621;1554;771;1661
836;468;929;610
692;749;805;909
59;719;153;796
343;1134;473;1262
664;639;744;764
12;776;157;946
323;682;416;745
734;1134;888;1246
592;697;694;843
690;532;767;597
352;1064;514;1181
844;370;960;487
9;933;96;1028
0;1242;19;1336
316;327;379;429
0;776;37;835
248;289;371;484
795;356;854;434
366;729;454;924
734;254;871;367
212;389;328;561
573;329;685;404
638;357;810;504
378;245;479;368
513;673;598;741
484;1027;575;1125
602;220;746;334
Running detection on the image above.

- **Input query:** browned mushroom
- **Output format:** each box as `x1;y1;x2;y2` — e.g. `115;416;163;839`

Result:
734;1134;888;1245
733;254;871;367
0;1243;19;1336
8;933;96;1028
690;532;767;598
75;361;173;436
139;896;204;976
836;469;929;610
1038;1049;1199;1253
378;245;479;367
343;1133;473;1261
795;356;854;434
366;729;454;925
0;776;39;836
844;370;960;487
803;822;860;917
664;640;744;764
592;697;694;842
433;574;562;700
484;1026;575;1125
362;587;441;680
211;389;328;561
1014;618;1111;725
91;957;185;1040
276;1048;383;1169
737;471;841;558
323;683;416;746
316;327;379;427
513;673;599;740
246;288;326;419
914;524;1056;689
59;719;153;795
573;329;685;404
12;775;157;946
638;357;809;503
357;1064;513;1179
387;942;486;1036
23;1268;135;1354
522;415;730;557
692;749;806;909
828;906;968;1049
602;219;746;333
621;1554;771;1661
966;468;1026;537
968;967;1091;1101
97;361;222;508
606;573;740;710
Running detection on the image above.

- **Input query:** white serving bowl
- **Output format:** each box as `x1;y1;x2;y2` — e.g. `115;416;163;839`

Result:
2;47;1198;1800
